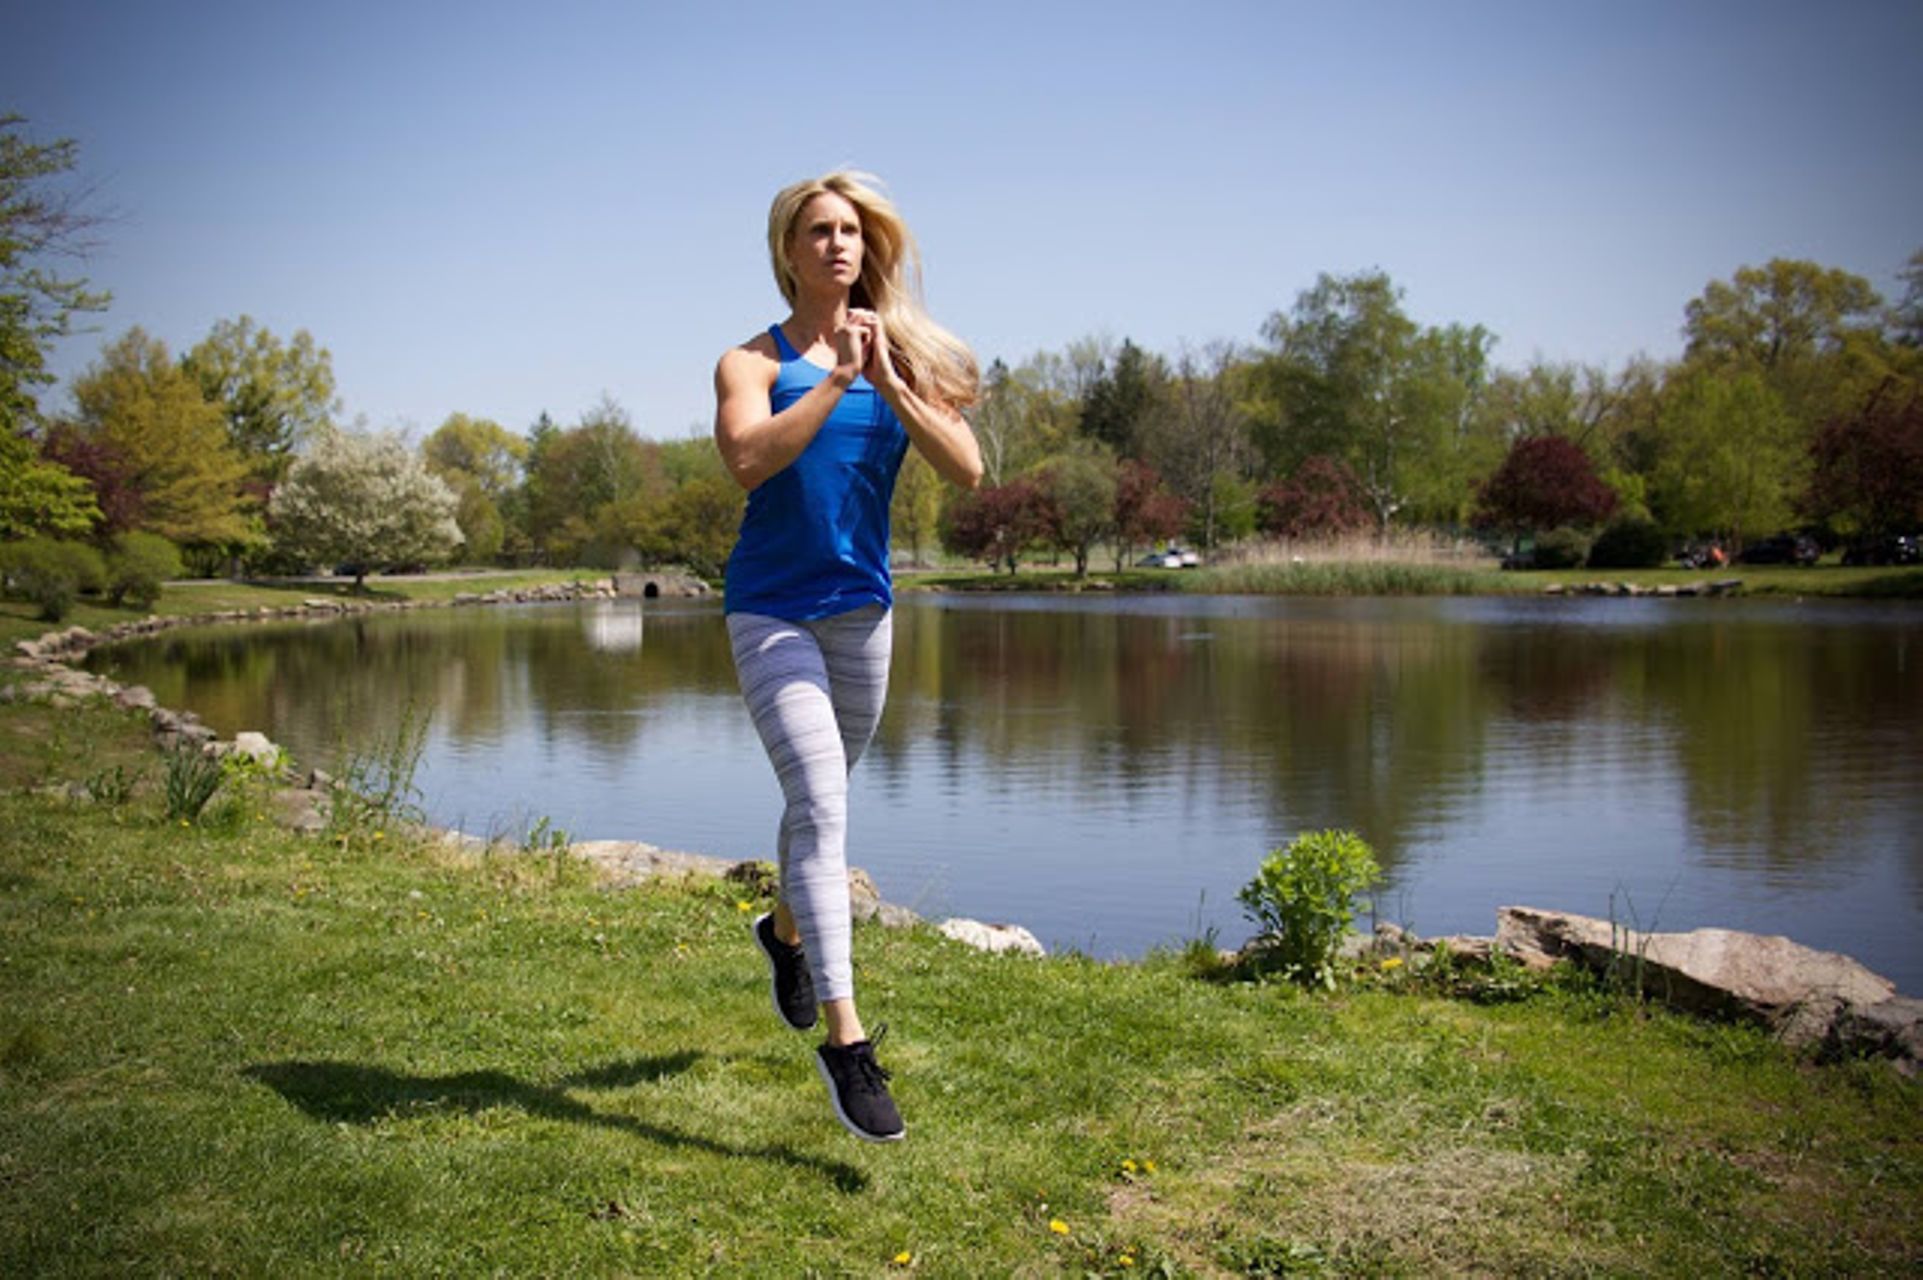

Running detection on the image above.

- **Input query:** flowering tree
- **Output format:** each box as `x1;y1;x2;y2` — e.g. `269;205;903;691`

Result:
269;428;460;590
1473;436;1617;542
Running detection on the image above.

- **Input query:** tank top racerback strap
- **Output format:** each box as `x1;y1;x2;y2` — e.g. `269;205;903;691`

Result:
768;324;800;361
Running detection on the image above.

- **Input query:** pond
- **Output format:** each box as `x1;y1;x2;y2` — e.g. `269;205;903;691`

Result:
88;592;1923;991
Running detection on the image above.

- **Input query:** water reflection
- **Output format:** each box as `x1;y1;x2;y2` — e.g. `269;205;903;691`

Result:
87;594;1923;989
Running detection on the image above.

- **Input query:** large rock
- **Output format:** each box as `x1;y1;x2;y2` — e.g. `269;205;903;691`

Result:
1496;906;1897;1045
569;839;734;884
938;917;1045;956
1824;997;1923;1076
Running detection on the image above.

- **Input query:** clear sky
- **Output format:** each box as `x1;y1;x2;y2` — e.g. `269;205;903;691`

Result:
7;0;1920;441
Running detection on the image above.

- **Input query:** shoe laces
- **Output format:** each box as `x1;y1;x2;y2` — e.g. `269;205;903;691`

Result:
846;1024;892;1091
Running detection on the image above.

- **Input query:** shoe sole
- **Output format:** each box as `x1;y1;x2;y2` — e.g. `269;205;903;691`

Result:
751;913;818;1032
815;1052;906;1143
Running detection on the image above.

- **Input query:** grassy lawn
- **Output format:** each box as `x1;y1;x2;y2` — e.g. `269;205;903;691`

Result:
0;569;601;652
2;683;1918;1275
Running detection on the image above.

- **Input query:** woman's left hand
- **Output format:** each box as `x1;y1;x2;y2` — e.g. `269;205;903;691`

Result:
846;309;901;395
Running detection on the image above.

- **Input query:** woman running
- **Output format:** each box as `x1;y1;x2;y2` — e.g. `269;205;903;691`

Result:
714;172;981;1141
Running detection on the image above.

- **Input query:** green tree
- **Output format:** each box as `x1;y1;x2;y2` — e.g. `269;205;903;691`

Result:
1;114;110;438
1892;248;1923;349
890;448;945;567
1258;272;1491;534
520;398;664;562
1141;343;1251;550
181;315;338;486
1079;338;1164;454
1649;366;1799;546
268;427;461;590
422;413;527;564
1034;442;1118;577
69;328;252;548
0;427;98;538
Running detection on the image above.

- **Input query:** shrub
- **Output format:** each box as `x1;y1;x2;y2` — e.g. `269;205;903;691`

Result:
1586;516;1668;569
1236;829;1381;988
1532;527;1589;570
107;531;182;607
0;537;108;621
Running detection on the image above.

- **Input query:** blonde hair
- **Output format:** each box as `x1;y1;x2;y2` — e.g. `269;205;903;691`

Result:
768;171;980;410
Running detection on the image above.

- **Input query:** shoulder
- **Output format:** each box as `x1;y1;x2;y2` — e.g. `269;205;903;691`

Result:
715;331;781;391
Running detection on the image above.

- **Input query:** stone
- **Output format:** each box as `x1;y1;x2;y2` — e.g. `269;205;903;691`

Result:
113;685;158;711
1495;906;1897;1045
1823;997;1923;1075
569;839;735;885
938;917;1046;957
271;787;330;834
230;731;281;767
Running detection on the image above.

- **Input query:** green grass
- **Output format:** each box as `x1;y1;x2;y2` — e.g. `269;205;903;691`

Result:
2;693;1919;1275
1519;563;1923;598
0;569;601;651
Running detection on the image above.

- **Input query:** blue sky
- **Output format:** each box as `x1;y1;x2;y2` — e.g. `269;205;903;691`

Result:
7;0;1920;441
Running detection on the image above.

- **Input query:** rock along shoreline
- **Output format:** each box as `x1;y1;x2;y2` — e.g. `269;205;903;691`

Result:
6;582;1916;1074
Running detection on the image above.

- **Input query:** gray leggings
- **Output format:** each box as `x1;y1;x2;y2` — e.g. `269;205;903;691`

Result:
726;605;892;1003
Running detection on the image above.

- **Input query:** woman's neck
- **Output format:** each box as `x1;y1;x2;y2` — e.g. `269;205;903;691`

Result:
786;290;849;346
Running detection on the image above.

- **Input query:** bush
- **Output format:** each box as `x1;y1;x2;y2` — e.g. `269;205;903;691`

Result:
1236;829;1381;988
1585;516;1668;569
1531;527;1589;570
0;537;107;621
107;531;182;607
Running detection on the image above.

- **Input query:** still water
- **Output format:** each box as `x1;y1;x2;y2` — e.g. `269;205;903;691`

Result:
88;593;1923;991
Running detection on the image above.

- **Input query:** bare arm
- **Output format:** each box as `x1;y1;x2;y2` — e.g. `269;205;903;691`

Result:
848;311;984;490
713;329;866;491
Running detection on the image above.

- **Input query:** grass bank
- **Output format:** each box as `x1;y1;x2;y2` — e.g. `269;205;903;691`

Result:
2;683;1918;1275
0;568;601;652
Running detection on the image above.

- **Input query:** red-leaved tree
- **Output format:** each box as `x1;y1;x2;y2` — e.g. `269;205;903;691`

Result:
1803;383;1923;540
940;477;1050;574
1473;436;1617;538
1256;455;1372;539
1111;460;1188;570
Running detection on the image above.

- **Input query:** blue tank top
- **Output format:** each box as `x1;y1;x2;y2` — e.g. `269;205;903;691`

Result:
723;324;910;620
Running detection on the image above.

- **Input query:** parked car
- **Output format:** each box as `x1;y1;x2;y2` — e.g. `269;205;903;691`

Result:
1738;534;1819;566
1136;551;1183;569
1842;534;1921;566
1170;546;1200;568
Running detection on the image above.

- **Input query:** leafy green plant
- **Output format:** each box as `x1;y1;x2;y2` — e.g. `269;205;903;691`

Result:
521;814;572;882
1237;829;1381;988
1532;526;1590;569
83;763;141;806
106;531;182;609
0;537;106;621
163;745;225;822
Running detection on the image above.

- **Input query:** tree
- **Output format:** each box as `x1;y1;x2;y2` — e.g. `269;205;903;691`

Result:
890;448;944;566
0;427;98;538
1079;338;1163;454
269;427;461;590
1648;366;1798;546
1034;444;1118;577
1473;436;1617;545
1684;258;1883;374
422;412;527;499
39;420;138;532
68;328;252;547
1111;459;1187;570
181;315;338;487
1803;382;1923;540
1893;248;1923;349
971;355;1078;487
519;397;663;561
1142;343;1251;550
2;115;110;438
1256;455;1372;539
940;477;1048;573
1257;271;1490;534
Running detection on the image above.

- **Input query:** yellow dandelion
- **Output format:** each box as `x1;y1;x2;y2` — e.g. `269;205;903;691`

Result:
1143;1159;1157;1173
736;900;752;912
1048;1219;1069;1236
1121;1158;1137;1174
1380;956;1404;970
1120;1255;1136;1268
892;1250;912;1265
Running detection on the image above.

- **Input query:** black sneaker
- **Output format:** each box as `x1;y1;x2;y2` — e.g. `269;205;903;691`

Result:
752;912;817;1031
816;1027;905;1143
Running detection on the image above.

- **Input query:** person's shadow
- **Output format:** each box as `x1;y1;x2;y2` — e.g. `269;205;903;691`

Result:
243;1051;866;1191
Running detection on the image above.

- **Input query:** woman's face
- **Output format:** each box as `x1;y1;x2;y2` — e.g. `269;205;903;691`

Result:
788;191;863;296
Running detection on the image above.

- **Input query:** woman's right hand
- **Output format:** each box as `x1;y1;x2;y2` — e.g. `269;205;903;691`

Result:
832;321;869;386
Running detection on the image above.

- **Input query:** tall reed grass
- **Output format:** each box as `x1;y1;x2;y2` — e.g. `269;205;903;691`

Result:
1189;533;1510;595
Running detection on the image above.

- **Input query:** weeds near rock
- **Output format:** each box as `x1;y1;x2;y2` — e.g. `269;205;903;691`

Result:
163;746;225;822
325;703;429;848
1237;829;1381;989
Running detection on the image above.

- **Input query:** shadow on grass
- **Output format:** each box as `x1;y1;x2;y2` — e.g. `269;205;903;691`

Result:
244;1053;868;1191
